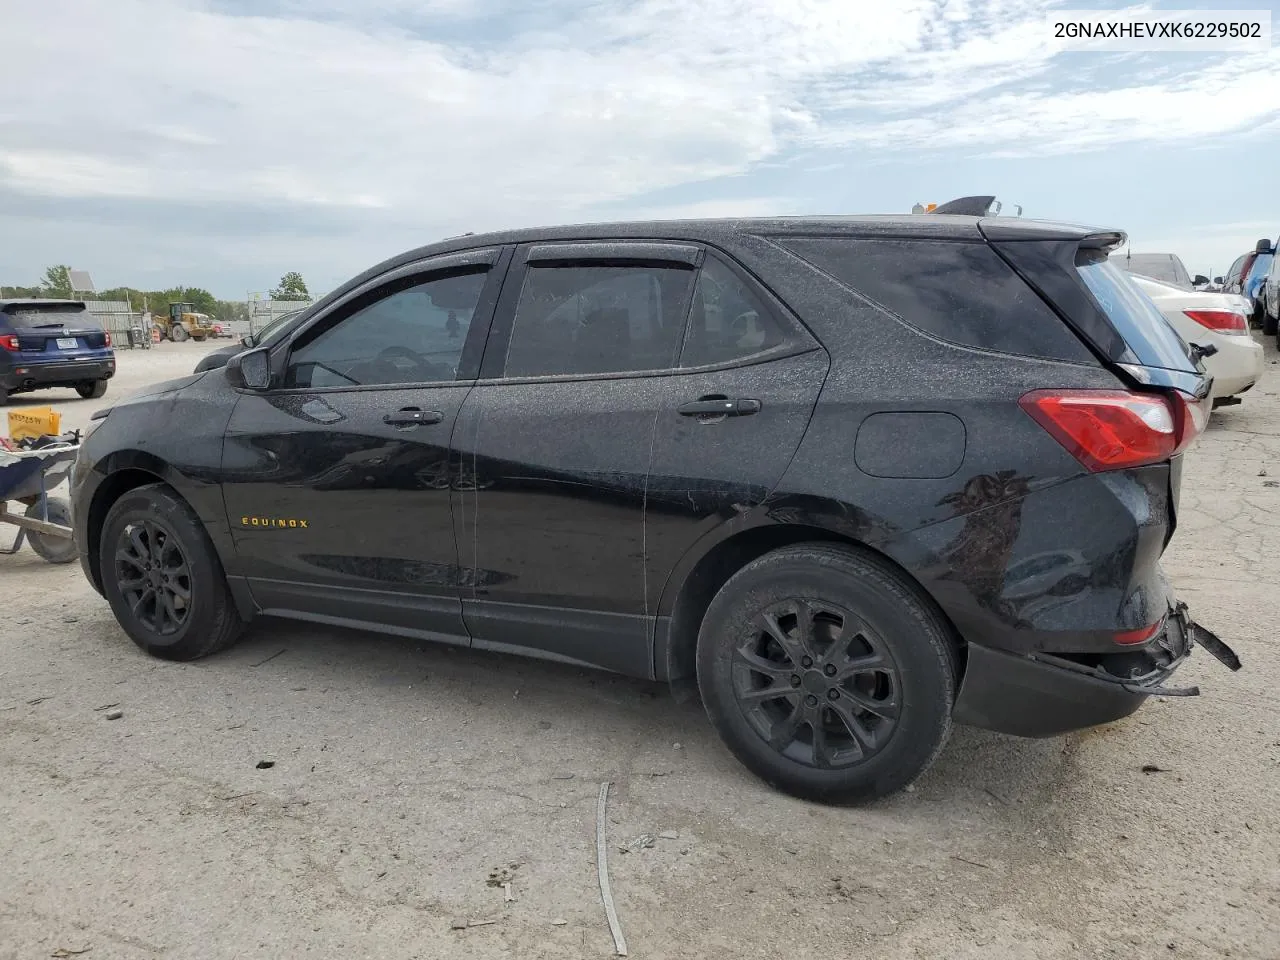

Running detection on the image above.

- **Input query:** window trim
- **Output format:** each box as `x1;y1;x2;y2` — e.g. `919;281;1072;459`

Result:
478;241;818;384
265;247;510;394
527;240;702;266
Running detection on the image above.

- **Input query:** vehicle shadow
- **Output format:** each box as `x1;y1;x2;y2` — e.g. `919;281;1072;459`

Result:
212;616;1079;814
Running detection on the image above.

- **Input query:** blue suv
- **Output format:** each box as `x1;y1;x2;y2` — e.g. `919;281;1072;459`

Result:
0;299;116;406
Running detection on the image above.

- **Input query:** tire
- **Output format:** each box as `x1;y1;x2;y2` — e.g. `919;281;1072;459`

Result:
696;543;957;804
1262;305;1277;337
193;336;207;342
98;483;243;661
24;497;78;564
0;390;7;407
170;324;189;342
75;380;107;400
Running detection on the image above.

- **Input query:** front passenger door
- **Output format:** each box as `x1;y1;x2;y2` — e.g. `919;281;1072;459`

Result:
221;249;507;642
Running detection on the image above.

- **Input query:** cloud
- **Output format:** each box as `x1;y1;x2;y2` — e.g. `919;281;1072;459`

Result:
1;0;1276;293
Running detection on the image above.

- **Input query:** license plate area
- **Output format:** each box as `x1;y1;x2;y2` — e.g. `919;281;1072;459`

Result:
55;337;78;349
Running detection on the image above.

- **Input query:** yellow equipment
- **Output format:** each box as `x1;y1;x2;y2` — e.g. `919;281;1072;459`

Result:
154;302;215;342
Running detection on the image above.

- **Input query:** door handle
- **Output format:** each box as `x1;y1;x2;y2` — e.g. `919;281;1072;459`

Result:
384;407;444;426
678;396;762;418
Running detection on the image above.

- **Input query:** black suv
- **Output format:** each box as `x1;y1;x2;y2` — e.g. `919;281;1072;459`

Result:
71;215;1238;803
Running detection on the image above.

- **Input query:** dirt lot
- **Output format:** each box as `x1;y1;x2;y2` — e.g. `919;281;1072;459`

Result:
2;339;1279;960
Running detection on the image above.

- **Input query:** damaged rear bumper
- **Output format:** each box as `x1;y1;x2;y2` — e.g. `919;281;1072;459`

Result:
952;603;1241;739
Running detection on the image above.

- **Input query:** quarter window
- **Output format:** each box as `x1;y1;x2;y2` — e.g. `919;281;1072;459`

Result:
503;264;694;377
286;269;487;388
680;256;784;367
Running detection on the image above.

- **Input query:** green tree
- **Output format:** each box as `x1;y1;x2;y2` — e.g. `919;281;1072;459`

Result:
40;265;72;298
270;271;310;302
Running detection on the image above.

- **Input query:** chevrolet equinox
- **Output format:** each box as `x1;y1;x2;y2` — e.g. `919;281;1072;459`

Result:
71;214;1240;803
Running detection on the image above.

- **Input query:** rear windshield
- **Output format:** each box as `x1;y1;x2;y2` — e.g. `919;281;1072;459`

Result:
3;305;99;330
1076;256;1195;372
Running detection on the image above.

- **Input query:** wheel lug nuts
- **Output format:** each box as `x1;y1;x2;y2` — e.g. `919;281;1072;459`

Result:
827;689;839;701
800;657;813;668
824;664;837;676
790;675;801;687
805;695;818;707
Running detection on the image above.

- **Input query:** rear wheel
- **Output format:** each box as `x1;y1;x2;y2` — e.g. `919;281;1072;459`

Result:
170;324;189;342
75;380;107;400
99;483;243;661
697;544;957;804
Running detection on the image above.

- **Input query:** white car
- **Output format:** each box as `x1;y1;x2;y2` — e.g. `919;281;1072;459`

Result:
1131;274;1263;406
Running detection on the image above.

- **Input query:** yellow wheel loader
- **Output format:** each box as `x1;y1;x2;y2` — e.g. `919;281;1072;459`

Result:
155;302;216;342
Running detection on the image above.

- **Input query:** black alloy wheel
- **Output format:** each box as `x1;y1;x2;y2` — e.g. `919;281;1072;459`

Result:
99;482;244;661
697;543;957;804
732;598;899;769
114;518;193;635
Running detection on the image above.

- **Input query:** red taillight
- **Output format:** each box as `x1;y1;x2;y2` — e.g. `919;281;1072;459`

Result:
1184;309;1247;335
1114;620;1163;645
1019;389;1204;472
104;331;112;347
0;335;19;352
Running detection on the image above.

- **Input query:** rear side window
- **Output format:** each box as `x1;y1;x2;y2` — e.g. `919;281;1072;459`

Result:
778;237;1091;362
504;264;694;377
1075;254;1194;372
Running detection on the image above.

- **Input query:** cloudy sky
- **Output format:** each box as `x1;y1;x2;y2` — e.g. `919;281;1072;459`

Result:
2;0;1277;298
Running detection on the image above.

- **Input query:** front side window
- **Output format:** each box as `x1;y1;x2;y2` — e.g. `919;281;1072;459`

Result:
286;269;487;388
680;256;784;368
504;263;693;377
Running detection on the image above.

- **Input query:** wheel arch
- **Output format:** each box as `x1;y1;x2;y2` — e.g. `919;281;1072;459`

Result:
83;463;170;592
655;519;965;689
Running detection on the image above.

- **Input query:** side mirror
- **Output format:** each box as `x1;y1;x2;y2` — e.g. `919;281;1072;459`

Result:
225;347;271;390
1193;274;1209;285
1256;238;1274;254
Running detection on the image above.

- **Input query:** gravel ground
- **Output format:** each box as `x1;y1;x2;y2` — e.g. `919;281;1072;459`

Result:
2;338;1278;960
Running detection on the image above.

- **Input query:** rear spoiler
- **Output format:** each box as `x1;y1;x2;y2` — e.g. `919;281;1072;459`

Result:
1;299;86;313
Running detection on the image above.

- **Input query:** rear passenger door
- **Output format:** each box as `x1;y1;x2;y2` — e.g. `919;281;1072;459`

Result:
451;241;701;675
644;253;829;615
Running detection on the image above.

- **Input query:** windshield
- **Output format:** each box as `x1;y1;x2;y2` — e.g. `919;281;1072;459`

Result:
1077;257;1195;372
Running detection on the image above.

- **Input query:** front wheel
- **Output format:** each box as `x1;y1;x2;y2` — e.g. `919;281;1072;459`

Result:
99;483;243;661
697;544;957;804
75;380;107;400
